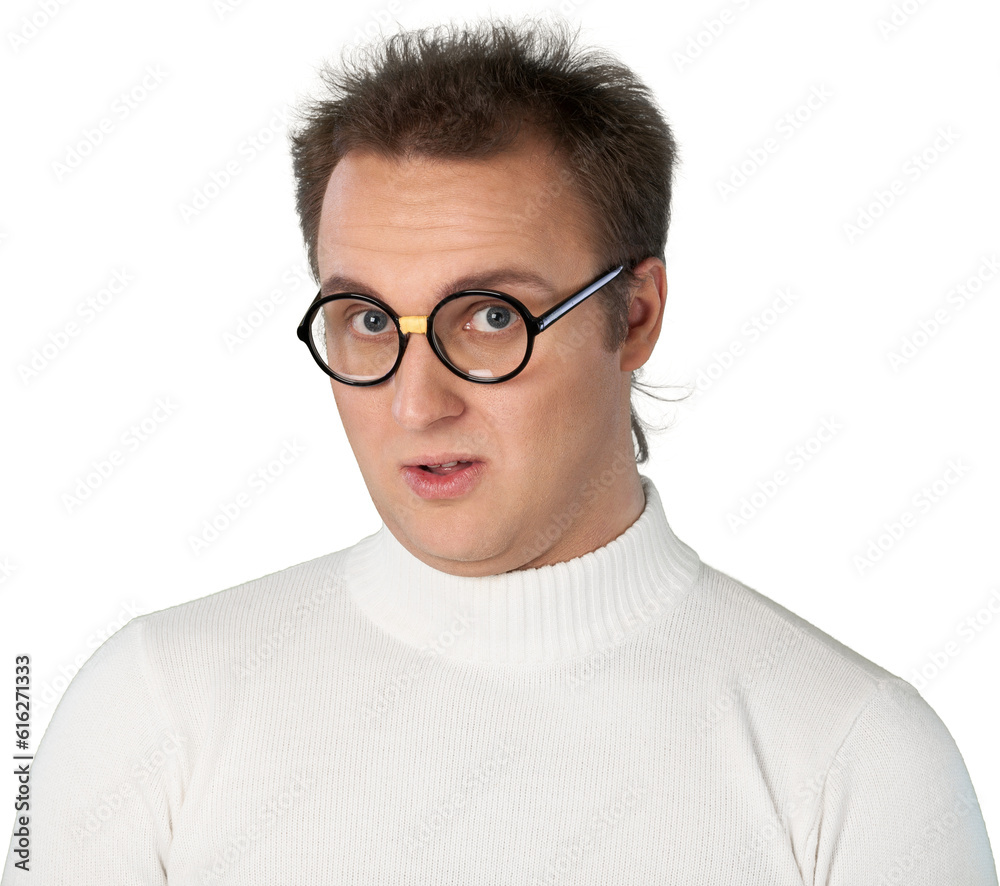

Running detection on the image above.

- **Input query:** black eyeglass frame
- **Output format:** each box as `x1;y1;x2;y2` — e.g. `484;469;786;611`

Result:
296;265;625;386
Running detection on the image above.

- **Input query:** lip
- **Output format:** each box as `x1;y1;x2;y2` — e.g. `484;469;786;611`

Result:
402;454;482;468
400;459;486;500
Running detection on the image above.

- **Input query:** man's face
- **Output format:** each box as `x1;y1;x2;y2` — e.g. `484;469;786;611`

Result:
316;138;641;576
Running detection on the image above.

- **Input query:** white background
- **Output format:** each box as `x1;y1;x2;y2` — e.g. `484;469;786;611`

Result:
1;0;998;857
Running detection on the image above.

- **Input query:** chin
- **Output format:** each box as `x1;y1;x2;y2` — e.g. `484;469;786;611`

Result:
404;511;507;566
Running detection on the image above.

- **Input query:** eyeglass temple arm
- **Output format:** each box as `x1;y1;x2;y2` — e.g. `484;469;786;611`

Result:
535;266;624;333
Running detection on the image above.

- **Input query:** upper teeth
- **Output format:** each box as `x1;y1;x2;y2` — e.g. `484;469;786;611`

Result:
427;461;463;467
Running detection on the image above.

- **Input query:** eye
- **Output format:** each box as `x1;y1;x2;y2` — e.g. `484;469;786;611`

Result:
468;303;517;332
350;307;392;335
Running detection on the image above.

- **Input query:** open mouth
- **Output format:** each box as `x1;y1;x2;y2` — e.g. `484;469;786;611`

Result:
402;458;485;499
419;460;474;475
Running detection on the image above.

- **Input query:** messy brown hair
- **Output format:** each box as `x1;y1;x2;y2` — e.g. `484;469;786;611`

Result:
290;19;681;462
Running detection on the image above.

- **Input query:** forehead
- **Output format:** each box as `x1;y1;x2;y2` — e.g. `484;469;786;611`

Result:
316;140;599;304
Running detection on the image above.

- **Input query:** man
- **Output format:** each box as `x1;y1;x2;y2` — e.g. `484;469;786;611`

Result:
3;20;996;885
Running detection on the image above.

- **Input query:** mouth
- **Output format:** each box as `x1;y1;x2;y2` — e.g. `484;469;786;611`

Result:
403;453;482;472
417;460;475;475
400;455;486;500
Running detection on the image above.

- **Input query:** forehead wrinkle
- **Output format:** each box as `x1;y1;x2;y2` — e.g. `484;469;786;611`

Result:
320;221;529;262
319;239;510;267
330;209;525;236
320;264;557;305
319;216;538;271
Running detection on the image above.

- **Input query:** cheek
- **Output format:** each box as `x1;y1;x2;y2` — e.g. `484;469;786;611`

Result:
332;387;385;460
490;352;614;460
557;356;624;455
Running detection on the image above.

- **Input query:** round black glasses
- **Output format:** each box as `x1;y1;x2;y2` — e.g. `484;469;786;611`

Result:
296;266;624;386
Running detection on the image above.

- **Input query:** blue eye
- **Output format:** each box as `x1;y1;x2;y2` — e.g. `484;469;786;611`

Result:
351;308;391;335
470;304;516;332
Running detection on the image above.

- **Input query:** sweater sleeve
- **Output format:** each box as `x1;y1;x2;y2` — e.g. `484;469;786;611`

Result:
811;678;997;886
1;618;178;885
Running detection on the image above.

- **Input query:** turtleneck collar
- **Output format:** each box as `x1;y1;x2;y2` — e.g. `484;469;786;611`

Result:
344;475;702;666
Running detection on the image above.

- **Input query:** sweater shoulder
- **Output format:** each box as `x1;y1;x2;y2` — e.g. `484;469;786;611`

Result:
141;545;351;632
678;559;922;773
133;542;362;668
131;541;364;706
676;561;971;866
691;560;901;691
115;540;367;756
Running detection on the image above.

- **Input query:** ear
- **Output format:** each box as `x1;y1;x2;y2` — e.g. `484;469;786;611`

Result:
619;257;667;373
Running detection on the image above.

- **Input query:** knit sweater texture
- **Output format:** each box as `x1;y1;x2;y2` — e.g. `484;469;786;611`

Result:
3;476;996;884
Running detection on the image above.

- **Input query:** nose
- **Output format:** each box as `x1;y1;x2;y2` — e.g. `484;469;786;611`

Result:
390;332;466;430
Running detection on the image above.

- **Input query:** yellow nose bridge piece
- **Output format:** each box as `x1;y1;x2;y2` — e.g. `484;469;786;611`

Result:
398;315;427;335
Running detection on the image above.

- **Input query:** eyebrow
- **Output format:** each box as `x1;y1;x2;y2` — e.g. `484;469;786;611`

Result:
319;268;558;303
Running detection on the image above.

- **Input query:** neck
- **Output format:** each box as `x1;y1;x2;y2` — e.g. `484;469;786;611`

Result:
518;465;646;572
345;474;702;665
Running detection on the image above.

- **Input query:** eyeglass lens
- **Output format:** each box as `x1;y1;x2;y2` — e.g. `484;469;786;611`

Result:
310;294;529;382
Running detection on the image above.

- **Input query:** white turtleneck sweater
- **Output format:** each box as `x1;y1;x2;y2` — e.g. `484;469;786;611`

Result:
3;477;996;884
